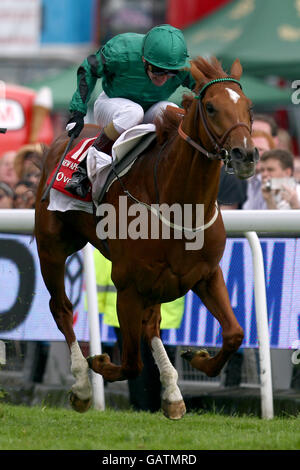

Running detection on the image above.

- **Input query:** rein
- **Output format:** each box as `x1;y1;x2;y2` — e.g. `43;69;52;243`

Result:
178;78;251;166
122;187;219;234
112;141;219;234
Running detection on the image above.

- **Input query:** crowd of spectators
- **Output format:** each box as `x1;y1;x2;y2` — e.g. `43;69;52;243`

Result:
0;143;43;210
218;113;300;212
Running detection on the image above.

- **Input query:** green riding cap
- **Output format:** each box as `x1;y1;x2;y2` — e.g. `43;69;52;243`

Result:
143;24;189;70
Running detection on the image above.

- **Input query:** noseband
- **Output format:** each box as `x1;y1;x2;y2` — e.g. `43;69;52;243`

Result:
178;78;252;168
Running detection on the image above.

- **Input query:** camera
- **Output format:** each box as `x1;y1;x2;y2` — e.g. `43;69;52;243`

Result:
264;177;296;191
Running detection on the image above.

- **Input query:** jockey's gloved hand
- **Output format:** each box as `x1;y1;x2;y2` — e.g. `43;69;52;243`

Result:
66;111;85;138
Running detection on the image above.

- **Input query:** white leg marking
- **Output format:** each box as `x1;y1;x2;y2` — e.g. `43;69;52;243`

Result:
70;341;92;400
151;337;183;402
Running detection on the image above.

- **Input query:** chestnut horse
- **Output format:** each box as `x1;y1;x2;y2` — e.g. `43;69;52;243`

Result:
35;57;258;419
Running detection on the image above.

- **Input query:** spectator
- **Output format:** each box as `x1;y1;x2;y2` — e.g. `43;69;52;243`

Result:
14;144;43;186
293;157;300;183
260;149;300;210
13;180;36;209
250;129;276;159
0;181;14;208
242;130;276;210
276;127;294;153
252;113;278;140
0;150;19;188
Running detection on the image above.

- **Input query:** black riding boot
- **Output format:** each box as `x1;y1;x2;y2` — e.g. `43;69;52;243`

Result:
65;131;114;198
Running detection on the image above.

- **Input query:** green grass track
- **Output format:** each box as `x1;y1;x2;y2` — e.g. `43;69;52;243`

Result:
0;404;299;450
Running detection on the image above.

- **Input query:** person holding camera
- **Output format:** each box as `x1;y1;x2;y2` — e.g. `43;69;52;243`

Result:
260;149;300;210
242;129;276;210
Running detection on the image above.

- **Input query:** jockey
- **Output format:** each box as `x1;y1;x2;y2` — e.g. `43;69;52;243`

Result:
65;24;195;198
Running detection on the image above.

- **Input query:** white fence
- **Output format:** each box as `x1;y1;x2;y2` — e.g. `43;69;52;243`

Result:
1;208;300;419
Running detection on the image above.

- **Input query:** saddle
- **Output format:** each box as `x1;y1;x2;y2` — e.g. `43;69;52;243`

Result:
97;130;156;205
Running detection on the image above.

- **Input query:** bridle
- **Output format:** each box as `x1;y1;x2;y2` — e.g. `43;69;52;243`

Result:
178;78;252;171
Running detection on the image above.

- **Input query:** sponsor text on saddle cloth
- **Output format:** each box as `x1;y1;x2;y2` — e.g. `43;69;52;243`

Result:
47;124;156;204
47;135;97;202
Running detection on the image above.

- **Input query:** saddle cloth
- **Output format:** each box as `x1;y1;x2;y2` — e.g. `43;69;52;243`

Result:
47;124;156;212
47;135;97;202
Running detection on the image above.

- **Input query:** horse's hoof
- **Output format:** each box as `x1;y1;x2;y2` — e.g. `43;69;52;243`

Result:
181;348;210;362
86;356;94;369
162;399;186;420
69;391;92;413
87;353;111;373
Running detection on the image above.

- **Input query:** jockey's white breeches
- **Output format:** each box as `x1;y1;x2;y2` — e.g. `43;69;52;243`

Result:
94;91;178;133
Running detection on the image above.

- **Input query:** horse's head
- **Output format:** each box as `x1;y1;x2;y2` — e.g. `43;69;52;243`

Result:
188;57;259;179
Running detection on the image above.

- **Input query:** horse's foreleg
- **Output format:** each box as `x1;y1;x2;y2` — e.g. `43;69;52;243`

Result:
142;306;186;420
69;340;92;412
151;337;186;420
182;266;244;377
39;252;92;412
88;286;144;382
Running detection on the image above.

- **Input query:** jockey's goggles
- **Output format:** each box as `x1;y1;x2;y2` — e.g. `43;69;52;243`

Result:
146;62;179;77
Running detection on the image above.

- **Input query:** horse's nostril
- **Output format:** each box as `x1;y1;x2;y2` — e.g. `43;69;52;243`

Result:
230;147;245;161
253;147;260;162
246;147;259;163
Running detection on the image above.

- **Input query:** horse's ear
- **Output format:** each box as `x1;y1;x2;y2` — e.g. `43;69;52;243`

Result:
188;61;206;86
230;59;243;80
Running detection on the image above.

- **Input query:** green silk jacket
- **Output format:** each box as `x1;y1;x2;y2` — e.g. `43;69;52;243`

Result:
69;32;195;115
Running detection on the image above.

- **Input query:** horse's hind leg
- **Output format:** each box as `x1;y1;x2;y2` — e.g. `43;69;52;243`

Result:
36;235;92;413
142;305;186;420
182;266;244;377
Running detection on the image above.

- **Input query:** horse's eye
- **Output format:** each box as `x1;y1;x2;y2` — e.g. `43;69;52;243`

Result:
205;102;215;115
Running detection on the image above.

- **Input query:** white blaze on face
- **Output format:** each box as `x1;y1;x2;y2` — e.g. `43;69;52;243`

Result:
225;87;250;148
226;87;240;104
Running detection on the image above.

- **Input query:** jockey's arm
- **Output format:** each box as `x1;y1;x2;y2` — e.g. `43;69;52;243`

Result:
69;52;104;116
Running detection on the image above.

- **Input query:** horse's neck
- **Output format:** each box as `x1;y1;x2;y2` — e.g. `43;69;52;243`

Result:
158;112;221;216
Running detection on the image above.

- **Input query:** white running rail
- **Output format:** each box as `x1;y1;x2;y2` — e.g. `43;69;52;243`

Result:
1;209;300;418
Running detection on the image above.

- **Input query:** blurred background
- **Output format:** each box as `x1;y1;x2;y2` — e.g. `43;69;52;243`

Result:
0;0;300;415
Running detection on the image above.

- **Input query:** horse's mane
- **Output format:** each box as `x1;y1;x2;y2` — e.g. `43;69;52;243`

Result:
193;56;228;81
155;56;228;144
